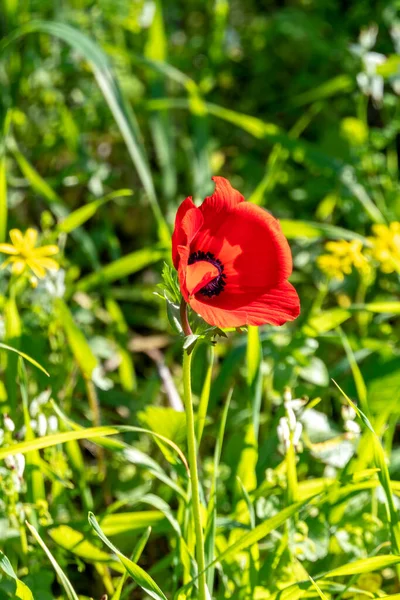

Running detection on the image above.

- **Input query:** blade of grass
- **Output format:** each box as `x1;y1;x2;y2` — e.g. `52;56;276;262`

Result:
205;388;232;591
0;110;11;243
333;380;400;553
76;245;167;291
25;522;79;600
89;512;168;600
0;424;188;470
18;359;45;506
144;0;176;204
111;527;152;600
57;189;133;234
0;342;49;376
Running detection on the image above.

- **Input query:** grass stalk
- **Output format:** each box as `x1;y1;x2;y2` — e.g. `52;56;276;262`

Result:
182;349;207;600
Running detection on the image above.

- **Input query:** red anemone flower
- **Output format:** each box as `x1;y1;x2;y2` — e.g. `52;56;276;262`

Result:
172;176;300;329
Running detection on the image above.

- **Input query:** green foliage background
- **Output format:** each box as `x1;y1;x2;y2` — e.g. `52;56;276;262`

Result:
1;0;400;598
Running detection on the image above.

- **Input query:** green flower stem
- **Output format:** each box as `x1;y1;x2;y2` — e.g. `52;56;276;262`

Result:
196;344;214;444
182;349;207;600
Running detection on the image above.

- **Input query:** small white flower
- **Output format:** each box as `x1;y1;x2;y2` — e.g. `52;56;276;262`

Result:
4;455;16;470
283;388;292;404
287;407;297;432
29;399;39;418
287;399;307;412
345;420;361;435
44;269;66;299
12;472;22;493
0;428;4;445
15;502;25;521
293;422;303;447
36;389;52;406
37;413;47;437
359;24;378;50
47;415;58;434
14;454;25;478
277;417;291;451
341;405;357;421
92;366;113;391
3;415;15;432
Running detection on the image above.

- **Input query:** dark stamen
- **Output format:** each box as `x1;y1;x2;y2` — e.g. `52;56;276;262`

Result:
188;250;226;297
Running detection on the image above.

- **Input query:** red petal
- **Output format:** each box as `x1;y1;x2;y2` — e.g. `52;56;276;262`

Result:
171;197;203;269
200;176;245;216
186;261;219;296
190;281;300;328
193;201;292;294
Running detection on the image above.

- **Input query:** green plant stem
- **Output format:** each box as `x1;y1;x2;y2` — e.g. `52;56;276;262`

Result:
182;349;207;600
196;344;214;444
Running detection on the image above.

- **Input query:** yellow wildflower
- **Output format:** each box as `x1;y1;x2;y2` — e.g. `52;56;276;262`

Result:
0;228;59;279
368;222;400;273
346;573;382;600
317;254;346;281
317;239;371;280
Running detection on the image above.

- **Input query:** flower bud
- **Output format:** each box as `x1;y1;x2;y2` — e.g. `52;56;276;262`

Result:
37;413;47;437
47;415;58;433
15;454;25;478
3;415;15;432
277;417;291;451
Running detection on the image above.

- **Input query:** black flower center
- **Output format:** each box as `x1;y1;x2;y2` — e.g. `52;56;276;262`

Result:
188;250;227;297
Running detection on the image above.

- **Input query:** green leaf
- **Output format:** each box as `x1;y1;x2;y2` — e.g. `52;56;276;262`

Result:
280;220;368;243
89;512;168;600
309;576;329;600
138;406;186;465
11;144;61;205
0;342;49;376
56;300;98;379
0;551;34;600
77;245;167;291
376;55;400;77
98;511;167;536
323;555;400;578
333;381;400;553
48;525;122;567
304;309;352;335
210;500;307;568
0;112;10;244
25;522;79;600
159;262;181;304
57;189;133;234
351;302;400;314
111;528;152;600
0;424;187;470
291;74;354;107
